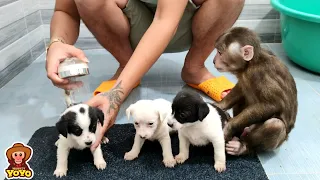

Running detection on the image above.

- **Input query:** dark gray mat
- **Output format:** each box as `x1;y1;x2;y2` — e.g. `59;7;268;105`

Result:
6;124;268;180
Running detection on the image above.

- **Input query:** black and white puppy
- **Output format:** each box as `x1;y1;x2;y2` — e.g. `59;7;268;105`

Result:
54;104;108;177
166;89;229;173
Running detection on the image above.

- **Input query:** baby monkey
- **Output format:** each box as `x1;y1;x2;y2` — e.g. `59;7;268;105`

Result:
213;27;297;156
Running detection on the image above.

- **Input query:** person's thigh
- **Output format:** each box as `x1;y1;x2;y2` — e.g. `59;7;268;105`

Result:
122;0;154;50
124;0;198;53
164;0;198;53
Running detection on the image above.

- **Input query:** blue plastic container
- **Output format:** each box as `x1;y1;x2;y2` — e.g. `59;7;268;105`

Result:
271;0;320;73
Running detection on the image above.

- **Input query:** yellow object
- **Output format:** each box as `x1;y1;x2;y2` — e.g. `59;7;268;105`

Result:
187;76;235;102
93;80;140;96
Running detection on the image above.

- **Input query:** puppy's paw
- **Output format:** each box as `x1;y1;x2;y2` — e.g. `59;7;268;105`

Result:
214;162;226;173
175;153;188;164
53;168;67;178
101;137;109;144
94;159;107;170
163;156;176;168
124;151;138;161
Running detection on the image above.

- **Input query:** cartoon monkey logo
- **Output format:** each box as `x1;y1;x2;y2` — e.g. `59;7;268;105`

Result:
5;142;34;179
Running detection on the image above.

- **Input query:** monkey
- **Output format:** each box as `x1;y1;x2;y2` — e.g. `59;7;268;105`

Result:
212;27;298;156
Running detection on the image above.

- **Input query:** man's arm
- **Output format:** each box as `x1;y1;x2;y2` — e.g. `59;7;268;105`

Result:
101;0;189;108
50;0;81;44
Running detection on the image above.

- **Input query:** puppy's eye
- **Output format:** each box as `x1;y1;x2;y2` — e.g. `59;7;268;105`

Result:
73;128;82;136
134;122;139;126
148;122;153;126
180;113;187;119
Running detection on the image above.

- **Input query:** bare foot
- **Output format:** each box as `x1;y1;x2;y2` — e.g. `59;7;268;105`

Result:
181;66;230;99
225;137;248;156
109;66;124;80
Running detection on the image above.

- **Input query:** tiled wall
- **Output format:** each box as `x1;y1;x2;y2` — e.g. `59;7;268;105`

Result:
0;0;45;87
0;0;280;87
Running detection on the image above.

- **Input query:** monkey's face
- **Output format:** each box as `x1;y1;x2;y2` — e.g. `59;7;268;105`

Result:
213;42;254;73
12;151;25;164
214;27;259;73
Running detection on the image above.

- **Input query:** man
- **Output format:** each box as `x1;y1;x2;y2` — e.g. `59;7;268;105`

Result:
45;0;245;151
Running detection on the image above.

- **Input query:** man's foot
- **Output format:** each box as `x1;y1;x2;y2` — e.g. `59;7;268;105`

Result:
181;66;230;99
225;137;248;156
109;66;124;80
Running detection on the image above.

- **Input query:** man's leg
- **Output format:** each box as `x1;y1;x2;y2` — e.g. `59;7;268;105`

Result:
74;0;153;80
182;0;245;95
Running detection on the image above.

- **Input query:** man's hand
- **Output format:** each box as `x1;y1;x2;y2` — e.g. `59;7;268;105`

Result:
85;81;124;151
46;42;89;90
86;95;119;151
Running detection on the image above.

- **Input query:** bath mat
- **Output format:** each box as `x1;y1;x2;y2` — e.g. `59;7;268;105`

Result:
5;124;268;180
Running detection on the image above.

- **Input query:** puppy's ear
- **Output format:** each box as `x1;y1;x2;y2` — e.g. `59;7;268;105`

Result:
89;106;105;126
95;107;105;126
158;111;167;122
126;104;134;121
198;102;209;121
56;115;69;138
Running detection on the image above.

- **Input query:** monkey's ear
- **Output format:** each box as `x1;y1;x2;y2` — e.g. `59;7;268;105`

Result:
198;102;209;121
56;116;68;138
241;45;254;61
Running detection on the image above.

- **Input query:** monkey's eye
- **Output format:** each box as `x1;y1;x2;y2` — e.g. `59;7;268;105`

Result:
148;122;153;126
14;153;17;157
217;50;222;55
19;153;22;157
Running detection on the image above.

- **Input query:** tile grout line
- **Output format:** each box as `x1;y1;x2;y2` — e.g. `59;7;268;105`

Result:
306;81;320;97
268;172;320;176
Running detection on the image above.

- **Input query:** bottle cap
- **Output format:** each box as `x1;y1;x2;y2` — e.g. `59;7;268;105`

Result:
58;57;89;79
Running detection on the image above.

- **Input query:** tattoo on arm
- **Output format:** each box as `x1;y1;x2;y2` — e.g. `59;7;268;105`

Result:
100;81;124;114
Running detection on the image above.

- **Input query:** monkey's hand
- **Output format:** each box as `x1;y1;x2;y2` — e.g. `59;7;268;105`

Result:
223;123;233;142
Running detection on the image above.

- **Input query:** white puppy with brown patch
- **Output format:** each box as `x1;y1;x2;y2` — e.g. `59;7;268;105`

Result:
124;98;176;168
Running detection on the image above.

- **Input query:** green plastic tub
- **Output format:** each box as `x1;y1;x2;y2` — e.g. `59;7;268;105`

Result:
271;0;320;73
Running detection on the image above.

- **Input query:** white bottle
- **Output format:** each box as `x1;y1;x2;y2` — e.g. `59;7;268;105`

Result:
58;57;90;107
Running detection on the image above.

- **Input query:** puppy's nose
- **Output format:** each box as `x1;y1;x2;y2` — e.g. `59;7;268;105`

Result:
85;141;92;145
139;135;146;139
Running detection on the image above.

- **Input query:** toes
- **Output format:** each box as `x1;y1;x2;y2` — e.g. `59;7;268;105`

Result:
214;162;226;173
174;154;188;164
95;161;107;170
101;137;109;144
163;157;176;168
53;169;67;178
124;152;138;161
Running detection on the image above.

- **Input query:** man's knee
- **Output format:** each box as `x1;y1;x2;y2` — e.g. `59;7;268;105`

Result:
76;0;128;10
198;0;244;6
114;0;129;9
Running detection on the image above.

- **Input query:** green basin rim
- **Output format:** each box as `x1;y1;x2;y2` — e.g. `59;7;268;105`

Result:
271;0;320;23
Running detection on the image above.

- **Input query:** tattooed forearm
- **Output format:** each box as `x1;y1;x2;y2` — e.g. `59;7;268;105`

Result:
100;81;124;114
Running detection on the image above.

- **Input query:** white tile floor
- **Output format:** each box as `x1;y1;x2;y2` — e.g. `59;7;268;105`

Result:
0;43;320;179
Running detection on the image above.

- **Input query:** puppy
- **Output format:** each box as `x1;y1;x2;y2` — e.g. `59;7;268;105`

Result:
124;98;176;168
166;89;229;172
54;104;108;177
